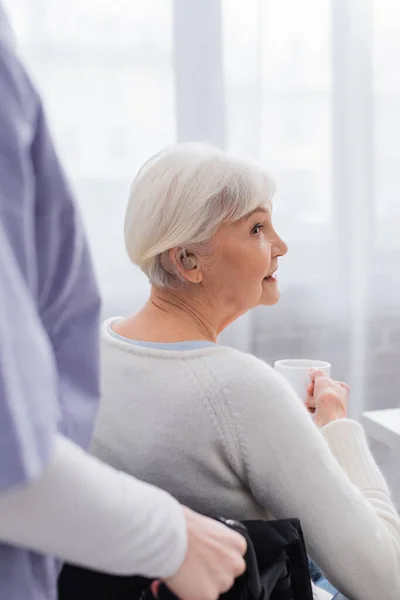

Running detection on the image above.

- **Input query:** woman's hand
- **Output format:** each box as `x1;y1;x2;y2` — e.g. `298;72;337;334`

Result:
306;369;350;428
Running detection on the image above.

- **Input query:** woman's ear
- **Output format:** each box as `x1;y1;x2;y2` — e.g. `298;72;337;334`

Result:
168;247;203;284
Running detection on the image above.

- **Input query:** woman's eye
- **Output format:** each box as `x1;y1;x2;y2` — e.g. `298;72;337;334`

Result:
252;224;263;235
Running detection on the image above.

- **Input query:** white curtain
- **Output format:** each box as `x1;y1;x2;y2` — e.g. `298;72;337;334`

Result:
5;1;400;436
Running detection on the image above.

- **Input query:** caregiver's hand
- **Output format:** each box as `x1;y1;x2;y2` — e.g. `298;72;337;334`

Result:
306;369;350;429
164;507;247;600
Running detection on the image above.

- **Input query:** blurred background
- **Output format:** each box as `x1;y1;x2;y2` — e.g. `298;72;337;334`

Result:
4;0;400;491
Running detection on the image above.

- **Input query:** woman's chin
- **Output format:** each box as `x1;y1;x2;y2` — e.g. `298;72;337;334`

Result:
260;284;281;306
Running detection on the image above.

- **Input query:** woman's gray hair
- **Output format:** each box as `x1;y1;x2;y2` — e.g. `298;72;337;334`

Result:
124;142;276;287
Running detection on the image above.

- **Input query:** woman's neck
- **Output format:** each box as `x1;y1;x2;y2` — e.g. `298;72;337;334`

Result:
114;287;223;343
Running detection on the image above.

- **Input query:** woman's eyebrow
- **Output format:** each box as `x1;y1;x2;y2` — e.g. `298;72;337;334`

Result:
245;207;270;219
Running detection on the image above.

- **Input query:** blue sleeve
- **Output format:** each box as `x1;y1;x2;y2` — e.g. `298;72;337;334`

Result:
0;40;58;489
0;223;59;490
0;28;100;490
31;101;101;452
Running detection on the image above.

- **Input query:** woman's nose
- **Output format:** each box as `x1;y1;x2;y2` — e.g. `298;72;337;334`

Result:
273;233;288;258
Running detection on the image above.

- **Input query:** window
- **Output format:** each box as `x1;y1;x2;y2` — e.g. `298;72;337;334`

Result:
4;0;175;313
222;0;332;233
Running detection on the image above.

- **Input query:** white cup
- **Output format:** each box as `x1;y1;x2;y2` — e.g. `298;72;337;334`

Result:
274;359;331;401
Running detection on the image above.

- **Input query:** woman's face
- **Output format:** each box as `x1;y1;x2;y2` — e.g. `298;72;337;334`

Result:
202;204;288;315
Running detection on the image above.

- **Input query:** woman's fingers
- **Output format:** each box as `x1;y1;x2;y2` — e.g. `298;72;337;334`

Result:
338;381;350;393
306;369;351;427
309;368;328;382
305;396;316;414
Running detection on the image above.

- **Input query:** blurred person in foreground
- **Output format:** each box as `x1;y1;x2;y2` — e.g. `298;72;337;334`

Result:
0;6;246;600
91;142;400;600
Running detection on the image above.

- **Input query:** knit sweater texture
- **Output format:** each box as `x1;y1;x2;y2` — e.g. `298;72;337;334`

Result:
92;318;400;600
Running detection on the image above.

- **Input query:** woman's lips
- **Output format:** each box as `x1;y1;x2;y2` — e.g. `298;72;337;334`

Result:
263;273;277;282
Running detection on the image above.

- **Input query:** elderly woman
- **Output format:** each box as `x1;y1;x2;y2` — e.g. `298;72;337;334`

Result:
92;143;400;600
